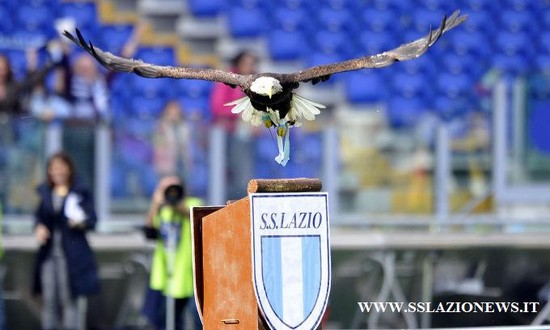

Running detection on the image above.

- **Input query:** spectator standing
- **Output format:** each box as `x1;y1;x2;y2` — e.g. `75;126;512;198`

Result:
27;45;71;157
209;51;258;200
153;100;192;181
32;152;100;330
0;48;61;210
57;24;143;189
0;50;58;212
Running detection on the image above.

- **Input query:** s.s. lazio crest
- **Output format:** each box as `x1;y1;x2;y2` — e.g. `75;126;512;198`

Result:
251;192;331;330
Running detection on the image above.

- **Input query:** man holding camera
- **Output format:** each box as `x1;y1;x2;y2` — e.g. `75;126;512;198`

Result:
144;176;202;330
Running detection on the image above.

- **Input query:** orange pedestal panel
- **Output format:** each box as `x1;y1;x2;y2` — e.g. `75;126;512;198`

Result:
191;179;323;330
192;199;267;329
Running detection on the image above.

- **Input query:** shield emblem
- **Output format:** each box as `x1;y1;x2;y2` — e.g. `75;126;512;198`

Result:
251;193;331;330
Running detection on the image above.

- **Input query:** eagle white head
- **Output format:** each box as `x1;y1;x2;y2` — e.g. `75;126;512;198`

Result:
250;76;283;99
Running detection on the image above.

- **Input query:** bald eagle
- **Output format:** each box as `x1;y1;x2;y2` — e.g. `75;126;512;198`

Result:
64;10;466;166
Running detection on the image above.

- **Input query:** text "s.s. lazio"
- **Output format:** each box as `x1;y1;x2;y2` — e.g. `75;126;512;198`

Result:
259;212;323;230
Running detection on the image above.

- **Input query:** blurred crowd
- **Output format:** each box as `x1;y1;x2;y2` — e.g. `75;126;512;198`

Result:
0;26;498;212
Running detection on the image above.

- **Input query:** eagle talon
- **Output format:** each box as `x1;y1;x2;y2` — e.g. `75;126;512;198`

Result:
277;127;286;137
264;120;273;128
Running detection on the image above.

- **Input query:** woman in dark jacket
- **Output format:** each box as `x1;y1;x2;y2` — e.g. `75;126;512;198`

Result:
33;152;100;330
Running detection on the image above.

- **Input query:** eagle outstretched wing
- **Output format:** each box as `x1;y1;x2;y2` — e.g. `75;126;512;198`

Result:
62;29;249;87
278;10;467;84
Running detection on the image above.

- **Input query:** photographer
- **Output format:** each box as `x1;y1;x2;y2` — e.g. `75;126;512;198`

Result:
143;176;202;330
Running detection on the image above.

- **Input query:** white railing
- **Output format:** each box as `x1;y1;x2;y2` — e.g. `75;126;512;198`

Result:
3;78;550;232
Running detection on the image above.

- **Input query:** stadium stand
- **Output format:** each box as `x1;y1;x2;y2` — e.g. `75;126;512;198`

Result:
1;0;546;201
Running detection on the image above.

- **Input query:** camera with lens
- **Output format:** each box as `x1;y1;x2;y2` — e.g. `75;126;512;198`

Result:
163;183;185;206
142;183;186;240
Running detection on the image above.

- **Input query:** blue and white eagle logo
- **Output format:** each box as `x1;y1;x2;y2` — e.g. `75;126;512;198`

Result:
251;192;331;330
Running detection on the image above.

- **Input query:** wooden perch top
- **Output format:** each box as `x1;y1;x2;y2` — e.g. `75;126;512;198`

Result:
247;178;322;194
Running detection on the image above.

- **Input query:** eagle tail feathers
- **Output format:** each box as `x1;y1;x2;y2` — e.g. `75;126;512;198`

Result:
225;96;250;113
290;93;325;123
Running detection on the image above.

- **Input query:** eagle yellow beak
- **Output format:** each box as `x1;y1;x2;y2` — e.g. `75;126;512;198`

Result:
268;88;273;99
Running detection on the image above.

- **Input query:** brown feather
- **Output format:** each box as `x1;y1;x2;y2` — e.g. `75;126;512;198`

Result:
278;10;467;84
63;29;249;87
63;10;466;92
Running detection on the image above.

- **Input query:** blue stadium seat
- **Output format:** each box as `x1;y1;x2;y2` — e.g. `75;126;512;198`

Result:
280;162;317;178
495;31;532;57
9;29;49;53
110;94;131;123
267;30;307;61
391;73;429;99
317;8;354;33
492;54;530;75
433;95;474;119
458;0;498;13
178;96;211;120
228;0;262;9
461;11;495;34
175;79;213;99
227;7;267;37
370;0;414;12
357;31;397;56
529;72;550;99
535;55;550;72
542;10;550;28
387;97;427;128
135;46;176;66
312;30;355;58
361;8;396;33
186;160;209;198
343;71;388;104
437;72;472;98
412;9;447;33
0;7;14;33
320;0;359;11
109;73;133;101
187;0;225;17
539;32;550;56
272;8;311;32
504;0;540;12
17;4;53;33
130;96;167;119
59;2;98;31
500;10;535;33
440;53;480;78
254;162;280;179
295;133;322;162
110;161;129;198
272;0;311;10
99;24;134;55
5;50;27;80
417;0;460;12
304;52;344;67
255;131;279;161
18;0;55;7
131;76;175;99
449;31;490;58
528;100;550;154
399;53;438;78
254;130;320;178
188;136;208;164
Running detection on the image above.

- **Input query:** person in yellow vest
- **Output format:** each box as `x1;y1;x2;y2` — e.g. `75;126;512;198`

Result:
142;176;202;330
